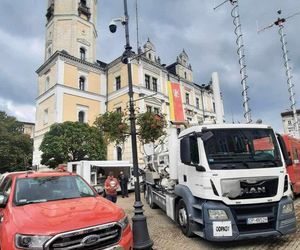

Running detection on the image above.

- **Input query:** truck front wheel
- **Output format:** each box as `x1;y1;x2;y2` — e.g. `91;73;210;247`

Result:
176;200;193;237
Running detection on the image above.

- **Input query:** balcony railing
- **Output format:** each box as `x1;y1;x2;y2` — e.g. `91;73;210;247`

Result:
46;3;54;22
78;2;91;20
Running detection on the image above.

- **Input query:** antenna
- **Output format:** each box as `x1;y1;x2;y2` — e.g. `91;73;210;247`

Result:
135;0;141;54
258;10;300;138
214;0;252;123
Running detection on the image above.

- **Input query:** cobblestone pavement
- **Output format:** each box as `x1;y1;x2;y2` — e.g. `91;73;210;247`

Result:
116;194;300;250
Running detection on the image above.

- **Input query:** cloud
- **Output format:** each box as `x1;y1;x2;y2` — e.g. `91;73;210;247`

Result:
1;0;300;133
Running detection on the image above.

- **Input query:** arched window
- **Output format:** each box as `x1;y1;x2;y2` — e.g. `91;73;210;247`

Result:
80;47;86;60
45;77;50;91
117;146;122;160
81;0;87;6
79;76;85;90
78;111;85;123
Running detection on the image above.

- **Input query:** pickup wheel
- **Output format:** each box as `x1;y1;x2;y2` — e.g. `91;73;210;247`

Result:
176;199;193;237
147;186;157;209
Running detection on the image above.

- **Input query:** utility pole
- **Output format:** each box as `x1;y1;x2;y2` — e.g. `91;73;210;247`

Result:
258;10;300;138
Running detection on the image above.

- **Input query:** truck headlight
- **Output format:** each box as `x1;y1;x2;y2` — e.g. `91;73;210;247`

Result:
119;216;129;230
282;203;294;214
208;209;228;220
15;234;52;249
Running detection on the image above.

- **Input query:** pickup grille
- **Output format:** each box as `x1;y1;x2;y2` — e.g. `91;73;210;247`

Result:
230;202;278;233
45;223;122;250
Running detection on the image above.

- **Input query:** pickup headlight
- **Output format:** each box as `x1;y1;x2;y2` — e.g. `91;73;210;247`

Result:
282;203;294;214
208;209;228;220
15;234;52;249
119;216;129;230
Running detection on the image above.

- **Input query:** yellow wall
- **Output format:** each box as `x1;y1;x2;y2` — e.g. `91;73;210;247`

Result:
64;63;101;94
63;93;101;125
35;94;55;131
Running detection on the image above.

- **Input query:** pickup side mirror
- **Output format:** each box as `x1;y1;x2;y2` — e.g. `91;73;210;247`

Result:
0;195;7;208
180;137;191;164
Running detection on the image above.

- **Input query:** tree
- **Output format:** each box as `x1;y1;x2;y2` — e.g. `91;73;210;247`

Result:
95;111;167;146
94;111;129;145
136;112;167;144
40;121;106;168
0;111;33;173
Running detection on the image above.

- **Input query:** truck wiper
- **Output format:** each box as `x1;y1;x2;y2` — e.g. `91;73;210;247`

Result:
218;161;250;169
259;160;278;167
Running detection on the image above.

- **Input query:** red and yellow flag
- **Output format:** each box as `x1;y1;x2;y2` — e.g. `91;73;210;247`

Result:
168;81;184;121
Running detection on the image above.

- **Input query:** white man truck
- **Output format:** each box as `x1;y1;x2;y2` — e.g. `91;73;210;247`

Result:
144;123;297;241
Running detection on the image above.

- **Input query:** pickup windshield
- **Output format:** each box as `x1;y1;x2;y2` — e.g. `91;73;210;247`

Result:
14;175;95;206
203;128;282;169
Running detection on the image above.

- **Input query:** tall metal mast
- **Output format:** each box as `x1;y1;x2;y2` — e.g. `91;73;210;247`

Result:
214;0;252;123
258;10;300;138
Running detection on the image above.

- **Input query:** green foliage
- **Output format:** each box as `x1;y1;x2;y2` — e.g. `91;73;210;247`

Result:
40;121;106;168
94;111;129;145
137;112;167;144
0;111;33;173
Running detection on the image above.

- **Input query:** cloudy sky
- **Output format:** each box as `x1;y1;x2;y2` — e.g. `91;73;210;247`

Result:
1;0;300;132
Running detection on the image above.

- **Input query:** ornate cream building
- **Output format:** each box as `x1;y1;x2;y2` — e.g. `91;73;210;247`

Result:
33;0;224;167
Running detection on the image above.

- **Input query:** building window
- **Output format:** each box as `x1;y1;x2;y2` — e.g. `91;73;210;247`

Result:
148;53;152;60
117;146;122;160
288;120;292;125
80;47;86;60
45;77;50;91
146;106;152;112
154;107;159;114
79;76;85;90
115;76;121;90
145;75;150;89
152;77;157;92
81;0;87;6
196;97;199;109
78;111;85;123
184;72;187;79
185;93;190;105
116;107;122;113
213;102;216;113
43;109;49;125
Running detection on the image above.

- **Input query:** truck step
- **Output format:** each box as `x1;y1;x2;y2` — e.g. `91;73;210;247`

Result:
192;204;203;210
193;218;203;225
193;230;204;238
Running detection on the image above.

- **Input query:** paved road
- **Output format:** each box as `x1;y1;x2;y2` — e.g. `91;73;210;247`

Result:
117;194;300;250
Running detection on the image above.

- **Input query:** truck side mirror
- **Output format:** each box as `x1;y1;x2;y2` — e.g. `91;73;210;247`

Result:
285;158;292;166
180;137;191;164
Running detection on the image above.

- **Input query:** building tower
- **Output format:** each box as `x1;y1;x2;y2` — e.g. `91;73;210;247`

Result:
33;0;106;167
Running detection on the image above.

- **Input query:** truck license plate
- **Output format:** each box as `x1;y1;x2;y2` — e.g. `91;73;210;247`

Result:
247;217;268;224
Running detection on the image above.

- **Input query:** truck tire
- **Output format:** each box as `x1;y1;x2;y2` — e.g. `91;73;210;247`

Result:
147;186;157;209
176;199;193;237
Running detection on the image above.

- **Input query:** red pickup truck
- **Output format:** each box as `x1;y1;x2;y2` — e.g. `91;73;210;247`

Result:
0;171;133;250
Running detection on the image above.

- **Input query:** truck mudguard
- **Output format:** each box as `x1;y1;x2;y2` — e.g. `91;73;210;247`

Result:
174;184;198;219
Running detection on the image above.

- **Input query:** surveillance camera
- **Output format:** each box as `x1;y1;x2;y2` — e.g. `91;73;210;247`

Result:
109;20;117;33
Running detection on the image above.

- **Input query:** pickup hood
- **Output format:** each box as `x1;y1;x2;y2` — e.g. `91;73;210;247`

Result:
11;197;124;235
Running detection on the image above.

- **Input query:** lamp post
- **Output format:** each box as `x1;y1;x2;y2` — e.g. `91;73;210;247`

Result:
110;1;153;249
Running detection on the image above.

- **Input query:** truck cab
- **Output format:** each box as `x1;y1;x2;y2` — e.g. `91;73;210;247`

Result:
144;123;296;241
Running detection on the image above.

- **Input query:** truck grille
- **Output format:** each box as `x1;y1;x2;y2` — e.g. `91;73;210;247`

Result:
227;177;278;200
45;223;122;250
230;202;278;233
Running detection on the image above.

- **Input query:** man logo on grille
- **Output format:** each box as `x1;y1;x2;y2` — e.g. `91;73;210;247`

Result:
81;234;100;246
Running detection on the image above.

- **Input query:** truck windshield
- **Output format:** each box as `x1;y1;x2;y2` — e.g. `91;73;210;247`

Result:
203;128;282;169
14;175;95;206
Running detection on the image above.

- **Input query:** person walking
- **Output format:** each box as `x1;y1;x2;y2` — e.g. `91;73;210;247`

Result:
118;171;129;198
104;172;119;203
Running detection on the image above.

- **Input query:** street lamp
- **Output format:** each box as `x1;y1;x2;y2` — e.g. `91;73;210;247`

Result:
109;1;153;249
